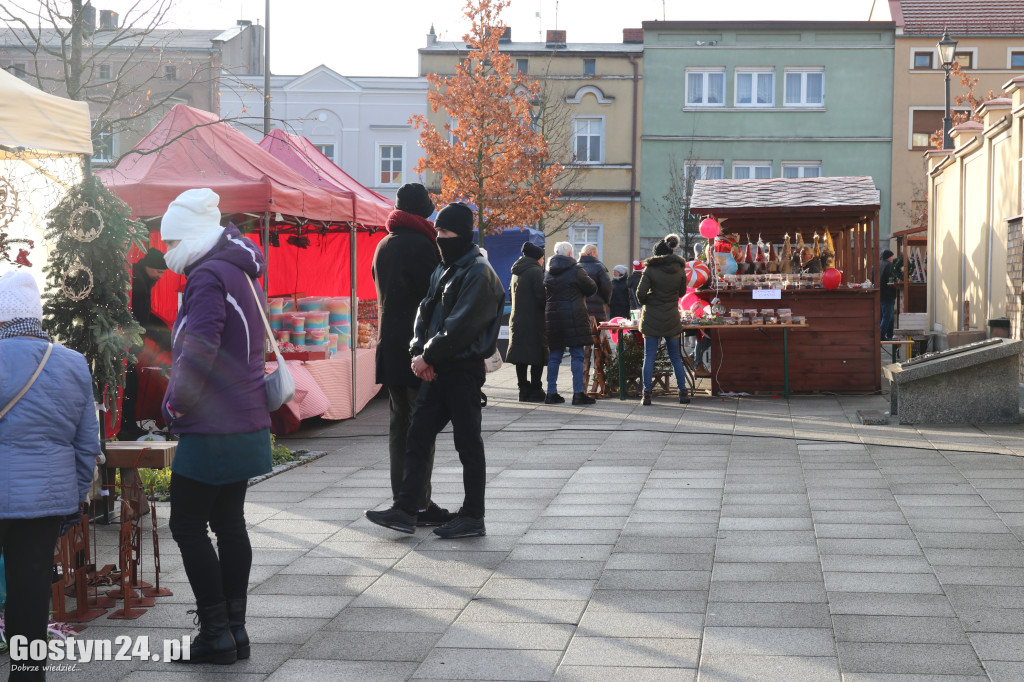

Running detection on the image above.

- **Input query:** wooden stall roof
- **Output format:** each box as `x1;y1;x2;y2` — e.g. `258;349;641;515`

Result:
690;176;881;218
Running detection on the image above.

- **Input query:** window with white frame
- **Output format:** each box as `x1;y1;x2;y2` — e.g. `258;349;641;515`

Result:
912;51;933;69
684;161;725;186
781;162;821;178
92;124;113;163
572;117;603;164
163;64;177;81
735;69;774;107
379;145;403;185
733;162;772;180
583;59;595;76
314;143;335;161
568;223;602;257
1011;51;1024;68
516;59;529;74
98;64;111;80
784;69;824;106
686;69;725;106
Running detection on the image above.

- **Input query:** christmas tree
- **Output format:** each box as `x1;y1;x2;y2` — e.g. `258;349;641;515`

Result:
42;175;149;409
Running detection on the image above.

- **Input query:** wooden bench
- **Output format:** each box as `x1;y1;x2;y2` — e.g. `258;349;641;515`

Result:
881;339;915;362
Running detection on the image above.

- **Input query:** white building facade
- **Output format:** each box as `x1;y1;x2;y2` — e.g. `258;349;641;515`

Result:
221;65;428;201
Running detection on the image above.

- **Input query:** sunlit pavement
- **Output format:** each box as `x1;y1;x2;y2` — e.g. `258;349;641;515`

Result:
22;363;1024;681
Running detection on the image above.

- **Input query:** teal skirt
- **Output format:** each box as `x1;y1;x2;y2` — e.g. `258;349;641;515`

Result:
170;428;273;485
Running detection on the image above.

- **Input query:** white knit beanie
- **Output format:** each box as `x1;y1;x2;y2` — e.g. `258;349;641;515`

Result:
161;188;224;273
161;188;222;241
0;270;43;322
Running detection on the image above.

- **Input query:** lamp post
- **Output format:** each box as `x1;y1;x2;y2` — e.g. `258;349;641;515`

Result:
937;28;958;150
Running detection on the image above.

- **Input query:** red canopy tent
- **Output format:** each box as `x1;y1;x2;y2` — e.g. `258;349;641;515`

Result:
254;129;392;305
95;105;386;322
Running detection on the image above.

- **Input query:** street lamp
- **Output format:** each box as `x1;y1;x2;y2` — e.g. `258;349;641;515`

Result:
937;28;958;149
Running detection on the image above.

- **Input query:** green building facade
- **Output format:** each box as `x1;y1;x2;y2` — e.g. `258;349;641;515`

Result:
639;21;895;254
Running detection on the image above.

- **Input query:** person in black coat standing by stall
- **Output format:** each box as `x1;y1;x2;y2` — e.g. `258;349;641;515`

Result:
506;241;548;402
627;260;644;311
372;183;454;527
544;241;597;406
609;265;631;320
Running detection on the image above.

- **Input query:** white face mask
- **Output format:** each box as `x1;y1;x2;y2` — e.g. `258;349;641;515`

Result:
162;229;223;274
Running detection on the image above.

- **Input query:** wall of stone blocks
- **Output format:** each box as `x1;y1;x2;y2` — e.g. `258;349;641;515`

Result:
1007;217;1022;381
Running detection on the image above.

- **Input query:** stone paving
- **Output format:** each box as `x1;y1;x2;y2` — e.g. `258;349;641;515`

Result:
10;364;1024;681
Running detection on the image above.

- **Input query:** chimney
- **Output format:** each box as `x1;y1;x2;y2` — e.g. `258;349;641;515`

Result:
99;9;118;29
427;24;436;47
81;2;96;33
622;28;644;44
546;29;566;48
499;27;511;42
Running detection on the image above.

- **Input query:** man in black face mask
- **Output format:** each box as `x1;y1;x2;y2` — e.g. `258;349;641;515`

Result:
365;202;505;539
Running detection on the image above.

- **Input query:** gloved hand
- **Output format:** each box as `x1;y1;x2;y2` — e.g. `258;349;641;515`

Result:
58;511;84;537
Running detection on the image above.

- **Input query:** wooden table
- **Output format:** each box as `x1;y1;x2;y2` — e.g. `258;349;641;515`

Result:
599;321;810;399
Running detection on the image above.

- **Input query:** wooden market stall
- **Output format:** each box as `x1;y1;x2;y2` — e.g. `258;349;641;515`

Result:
689;176;882;395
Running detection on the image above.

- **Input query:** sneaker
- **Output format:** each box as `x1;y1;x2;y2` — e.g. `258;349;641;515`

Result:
364;507;416;534
572;392;596;405
544;393;565;404
417;502;456;527
433;514;486;539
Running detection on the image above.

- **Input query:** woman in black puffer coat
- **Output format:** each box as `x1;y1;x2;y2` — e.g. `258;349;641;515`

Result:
507;241;548;402
636;234;690;406
543;242;597;405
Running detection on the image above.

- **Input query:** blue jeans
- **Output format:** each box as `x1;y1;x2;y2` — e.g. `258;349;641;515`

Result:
643;336;687;393
880;299;895;340
548;346;585;394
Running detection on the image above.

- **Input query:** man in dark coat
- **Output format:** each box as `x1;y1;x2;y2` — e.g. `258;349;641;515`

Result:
371;183;452;527
578;244;612;323
879;249;898;340
121;247;170;439
627;260;644;310
366;202;505;539
506;241;547;402
609;264;630;320
544;241;597;406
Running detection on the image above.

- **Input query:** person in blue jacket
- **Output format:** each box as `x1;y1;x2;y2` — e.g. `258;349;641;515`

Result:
0;270;100;680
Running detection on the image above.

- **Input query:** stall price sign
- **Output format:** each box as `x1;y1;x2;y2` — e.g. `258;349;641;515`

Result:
752;289;782;300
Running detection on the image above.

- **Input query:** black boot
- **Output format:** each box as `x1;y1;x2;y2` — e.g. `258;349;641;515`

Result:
642;391;652;406
226;597;250;660
528;379;546;402
572;392;596;405
518;381;531;402
184;602;236;665
679;389;690;405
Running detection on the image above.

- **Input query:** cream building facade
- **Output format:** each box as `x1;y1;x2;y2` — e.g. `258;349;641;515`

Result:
419;28;643;267
880;0;1024;238
925;90;1019;345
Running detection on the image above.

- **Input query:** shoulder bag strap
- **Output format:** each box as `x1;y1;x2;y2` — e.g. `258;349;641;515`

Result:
245;276;282;355
0;343;54;419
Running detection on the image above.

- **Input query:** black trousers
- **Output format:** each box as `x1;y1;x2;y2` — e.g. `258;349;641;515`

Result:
514;363;543;387
0;516;60;681
168;474;250;608
387;384;435;509
396;361;487;519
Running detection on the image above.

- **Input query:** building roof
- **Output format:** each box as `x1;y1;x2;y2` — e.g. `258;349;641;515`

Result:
0;28;222;52
690;176;881;215
420;40;641;56
892;0;1024;35
644;20;892;31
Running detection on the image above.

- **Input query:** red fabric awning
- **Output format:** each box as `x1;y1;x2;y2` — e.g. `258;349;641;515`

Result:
95;104;354;222
259;129;392;228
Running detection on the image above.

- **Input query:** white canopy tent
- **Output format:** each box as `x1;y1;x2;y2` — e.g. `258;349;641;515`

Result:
0;69;92;285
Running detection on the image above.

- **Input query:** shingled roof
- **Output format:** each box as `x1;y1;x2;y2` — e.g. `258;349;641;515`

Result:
893;0;1024;35
690;176;881;214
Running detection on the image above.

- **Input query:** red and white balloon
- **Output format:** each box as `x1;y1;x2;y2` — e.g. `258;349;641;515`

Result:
685;260;710;289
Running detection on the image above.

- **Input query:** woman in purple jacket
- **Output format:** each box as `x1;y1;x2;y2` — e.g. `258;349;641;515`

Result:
160;189;272;665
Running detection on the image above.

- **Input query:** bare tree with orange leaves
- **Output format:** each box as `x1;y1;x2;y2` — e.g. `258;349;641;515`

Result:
412;0;576;247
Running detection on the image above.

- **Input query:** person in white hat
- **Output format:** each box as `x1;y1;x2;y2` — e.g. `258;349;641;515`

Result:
0;270;101;678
